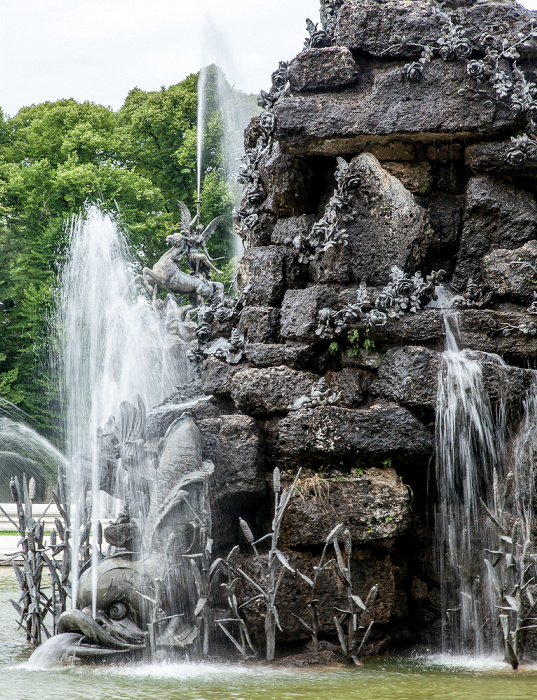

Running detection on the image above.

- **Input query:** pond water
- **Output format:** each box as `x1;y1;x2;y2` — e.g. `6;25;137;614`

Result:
2;568;537;700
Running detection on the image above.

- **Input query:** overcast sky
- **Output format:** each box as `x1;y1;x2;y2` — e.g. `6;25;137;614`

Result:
1;0;537;117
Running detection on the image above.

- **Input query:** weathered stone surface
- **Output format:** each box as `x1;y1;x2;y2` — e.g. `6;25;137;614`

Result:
428;194;463;248
280;468;410;547
236;245;306;306
311;154;432;285
244;343;314;369
274;60;521;156
381;161;432;196
238;211;276;249
201;356;241;398
336;0;537;59
288;47;359;93
199;414;265;500
325;367;373;408
258;141;313;216
238;548;398;641
271;215;315;246
466;139;537;175
453;177;537;289
276;405;433;461
452;2;537;60
371;344;536;408
482;240;537;305
103;523;139;549
457;309;537;358
367;309;446;346
371;347;440;408
336;0;443;58
230;366;318;416
280;286;339;343
239;306;280;343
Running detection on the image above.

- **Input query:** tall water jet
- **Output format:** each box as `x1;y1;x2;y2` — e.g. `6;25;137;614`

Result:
434;297;506;654
53;206;181;609
197;66;207;206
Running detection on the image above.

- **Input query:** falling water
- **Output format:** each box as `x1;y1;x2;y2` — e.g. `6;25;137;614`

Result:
197;66;207;203
434;294;506;653
0;405;68;502
53;206;183;611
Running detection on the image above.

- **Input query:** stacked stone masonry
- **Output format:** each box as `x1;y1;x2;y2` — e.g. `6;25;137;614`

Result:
190;0;537;655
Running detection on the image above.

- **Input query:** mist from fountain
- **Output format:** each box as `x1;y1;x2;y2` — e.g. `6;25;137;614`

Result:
53;206;182;611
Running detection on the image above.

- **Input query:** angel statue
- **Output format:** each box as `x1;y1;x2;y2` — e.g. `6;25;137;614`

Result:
173;200;226;279
132;200;226;315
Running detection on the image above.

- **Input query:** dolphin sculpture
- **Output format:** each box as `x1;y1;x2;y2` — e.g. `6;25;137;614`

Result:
52;409;211;659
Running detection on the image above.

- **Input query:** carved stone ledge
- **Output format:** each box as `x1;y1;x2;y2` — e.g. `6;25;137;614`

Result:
273;61;522;156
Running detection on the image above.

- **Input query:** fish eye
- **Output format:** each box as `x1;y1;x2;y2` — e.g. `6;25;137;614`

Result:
108;602;128;621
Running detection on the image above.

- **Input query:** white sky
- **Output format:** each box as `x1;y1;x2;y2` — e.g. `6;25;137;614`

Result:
1;0;537;117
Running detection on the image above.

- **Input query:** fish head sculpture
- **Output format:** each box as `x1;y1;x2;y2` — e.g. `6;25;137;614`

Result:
55;411;208;658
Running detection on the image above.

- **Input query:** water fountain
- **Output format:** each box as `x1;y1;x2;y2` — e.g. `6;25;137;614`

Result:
6;0;537;690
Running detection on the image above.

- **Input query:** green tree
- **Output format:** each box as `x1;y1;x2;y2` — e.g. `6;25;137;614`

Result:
0;71;255;434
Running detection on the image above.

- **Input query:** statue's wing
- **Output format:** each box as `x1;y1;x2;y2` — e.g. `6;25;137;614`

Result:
202;215;226;244
177;200;192;231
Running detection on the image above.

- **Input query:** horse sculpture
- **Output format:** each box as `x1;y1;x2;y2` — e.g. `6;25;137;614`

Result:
134;201;225;313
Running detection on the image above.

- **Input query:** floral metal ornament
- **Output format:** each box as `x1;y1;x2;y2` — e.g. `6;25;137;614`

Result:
315;267;446;339
304;18;333;49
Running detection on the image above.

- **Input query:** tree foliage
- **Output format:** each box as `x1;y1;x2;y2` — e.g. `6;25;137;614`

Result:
0;70;254;434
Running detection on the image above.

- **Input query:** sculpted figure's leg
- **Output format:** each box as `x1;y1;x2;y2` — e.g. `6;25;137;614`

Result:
142;268;162;297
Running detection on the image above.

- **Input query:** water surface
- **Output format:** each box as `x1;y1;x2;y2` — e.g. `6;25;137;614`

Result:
1;568;536;700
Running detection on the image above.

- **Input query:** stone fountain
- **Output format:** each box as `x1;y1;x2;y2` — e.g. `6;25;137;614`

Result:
12;0;537;669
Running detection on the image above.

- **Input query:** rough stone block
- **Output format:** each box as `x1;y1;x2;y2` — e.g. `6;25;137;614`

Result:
280;286;339;343
199;414;265;501
236;245;306;307
276;404;433;461
457;309;537;359
336;0;444;58
371;346;440;408
271;214;315;246
243;343;313;369
466;139;537;175
258;141;313;216
288;47;359;93
325;367;373;408
280;468;410;547
201;356;241;398
274;60;522;156
336;0;537;60
238;306;281;343
452;2;537;60
230;366;318;416
238;548;396;640
311;154;432;285
453;176;537;289
482;240;537;305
